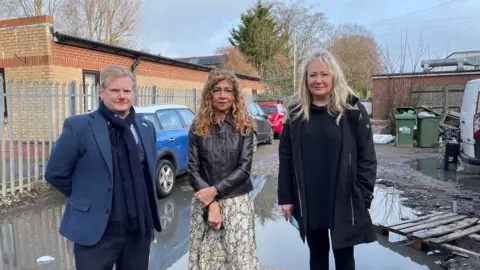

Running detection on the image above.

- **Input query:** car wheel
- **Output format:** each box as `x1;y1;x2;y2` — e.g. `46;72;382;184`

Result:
159;200;175;230
155;159;176;198
267;128;274;144
253;133;258;152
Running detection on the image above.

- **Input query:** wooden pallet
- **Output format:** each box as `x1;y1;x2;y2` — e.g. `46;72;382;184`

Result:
377;211;480;258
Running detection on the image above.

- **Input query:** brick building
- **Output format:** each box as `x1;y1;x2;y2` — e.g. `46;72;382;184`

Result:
0;15;264;160
0;15;263;104
372;70;480;119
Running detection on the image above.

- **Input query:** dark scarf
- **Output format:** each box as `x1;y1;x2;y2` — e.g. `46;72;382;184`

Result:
98;102;153;240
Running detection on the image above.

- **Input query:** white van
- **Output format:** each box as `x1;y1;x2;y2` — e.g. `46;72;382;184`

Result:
459;79;480;169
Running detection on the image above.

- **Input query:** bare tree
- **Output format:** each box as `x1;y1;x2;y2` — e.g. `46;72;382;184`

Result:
57;0;142;48
0;0;63;18
269;0;332;82
261;53;294;98
378;31;432;130
0;0;142;49
329;23;382;99
216;46;259;77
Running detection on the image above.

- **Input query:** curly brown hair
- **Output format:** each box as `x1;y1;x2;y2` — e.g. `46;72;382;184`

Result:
194;69;256;137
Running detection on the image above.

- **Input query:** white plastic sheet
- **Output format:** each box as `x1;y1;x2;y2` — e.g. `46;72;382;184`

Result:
37;255;55;264
373;134;395;144
418;111;436;117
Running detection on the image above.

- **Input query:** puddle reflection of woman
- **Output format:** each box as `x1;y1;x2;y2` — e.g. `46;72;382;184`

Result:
187;69;259;269
278;48;378;270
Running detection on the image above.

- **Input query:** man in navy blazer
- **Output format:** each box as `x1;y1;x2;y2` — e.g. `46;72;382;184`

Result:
45;65;162;270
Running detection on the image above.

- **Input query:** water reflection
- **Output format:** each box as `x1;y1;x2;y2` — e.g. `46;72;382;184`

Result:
369;188;445;269
152;175;268;270
149;183;193;270
408;157;480;192
0;196;73;270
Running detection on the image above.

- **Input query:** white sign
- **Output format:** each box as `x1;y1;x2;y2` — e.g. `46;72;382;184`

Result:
399;126;411;134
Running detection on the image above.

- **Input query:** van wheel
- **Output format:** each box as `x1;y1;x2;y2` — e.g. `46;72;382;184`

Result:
156;159;176;198
253;133;258;153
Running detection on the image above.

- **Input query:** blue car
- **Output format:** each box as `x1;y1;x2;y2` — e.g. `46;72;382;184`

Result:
135;104;195;198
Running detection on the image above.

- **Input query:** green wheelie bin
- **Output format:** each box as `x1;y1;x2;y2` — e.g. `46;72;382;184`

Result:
395;107;416;147
416;114;441;148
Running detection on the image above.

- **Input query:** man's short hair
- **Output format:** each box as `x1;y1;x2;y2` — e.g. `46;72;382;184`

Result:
100;65;135;89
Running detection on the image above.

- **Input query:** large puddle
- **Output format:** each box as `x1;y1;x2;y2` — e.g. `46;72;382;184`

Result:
408;157;480;192
0;176;444;269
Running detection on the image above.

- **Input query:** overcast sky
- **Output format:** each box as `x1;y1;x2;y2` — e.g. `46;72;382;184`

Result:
140;0;479;70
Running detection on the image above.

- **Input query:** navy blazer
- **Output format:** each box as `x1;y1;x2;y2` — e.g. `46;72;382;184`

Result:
45;110;162;246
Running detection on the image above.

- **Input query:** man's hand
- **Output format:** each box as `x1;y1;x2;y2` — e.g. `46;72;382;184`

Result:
208;202;222;230
195;186;217;207
281;204;294;223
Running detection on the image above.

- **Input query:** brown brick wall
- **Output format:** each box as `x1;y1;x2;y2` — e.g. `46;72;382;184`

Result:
52;44;265;92
0;15;53;28
0;24;51;60
136;75;203;90
372;72;480;119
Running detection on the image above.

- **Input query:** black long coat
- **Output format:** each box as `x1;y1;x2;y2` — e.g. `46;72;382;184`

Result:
278;96;377;249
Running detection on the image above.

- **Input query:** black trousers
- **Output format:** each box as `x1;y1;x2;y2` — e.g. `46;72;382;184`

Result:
74;231;151;270
306;229;355;270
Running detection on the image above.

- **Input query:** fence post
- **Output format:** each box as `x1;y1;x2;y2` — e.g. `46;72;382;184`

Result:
152;85;157;105
443;86;448;112
0;79;6;197
193;88;197;113
69;81;76;116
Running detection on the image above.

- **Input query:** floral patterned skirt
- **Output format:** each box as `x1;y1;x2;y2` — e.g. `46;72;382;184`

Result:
188;193;260;270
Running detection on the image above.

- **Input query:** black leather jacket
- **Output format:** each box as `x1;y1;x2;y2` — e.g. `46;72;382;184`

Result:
188;114;254;199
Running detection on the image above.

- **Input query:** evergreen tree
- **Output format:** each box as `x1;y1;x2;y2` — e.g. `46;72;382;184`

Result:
229;0;288;76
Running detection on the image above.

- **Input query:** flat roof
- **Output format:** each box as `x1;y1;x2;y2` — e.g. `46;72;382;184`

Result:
53;32;261;82
134;104;189;113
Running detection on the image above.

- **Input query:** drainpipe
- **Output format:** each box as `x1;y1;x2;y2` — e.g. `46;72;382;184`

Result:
131;57;141;79
131;58;141;105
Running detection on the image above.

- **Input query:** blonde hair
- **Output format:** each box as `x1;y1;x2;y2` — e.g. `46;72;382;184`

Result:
100;65;135;89
288;47;357;124
194;69;256;137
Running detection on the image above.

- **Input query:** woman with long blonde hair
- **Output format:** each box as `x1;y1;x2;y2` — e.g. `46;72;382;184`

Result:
278;48;377;270
187;69;259;269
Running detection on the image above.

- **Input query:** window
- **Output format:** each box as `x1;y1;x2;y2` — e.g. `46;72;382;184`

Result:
157;110;184;130
82;70;100;112
177;109;195;127
247;102;259;116
0;69;5;117
260;106;277;114
137;113;161;130
255;103;266;116
279;105;287;114
252;89;258;101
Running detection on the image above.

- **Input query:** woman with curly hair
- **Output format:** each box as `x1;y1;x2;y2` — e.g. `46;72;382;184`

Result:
187;69;259;269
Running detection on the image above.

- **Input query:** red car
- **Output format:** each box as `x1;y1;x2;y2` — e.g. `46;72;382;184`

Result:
258;101;287;137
